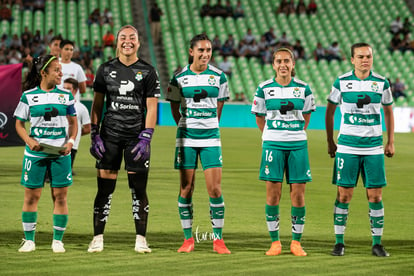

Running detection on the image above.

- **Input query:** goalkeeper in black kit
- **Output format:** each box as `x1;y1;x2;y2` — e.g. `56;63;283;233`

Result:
87;25;160;253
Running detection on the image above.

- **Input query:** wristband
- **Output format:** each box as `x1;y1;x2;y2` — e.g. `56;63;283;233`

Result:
68;138;75;145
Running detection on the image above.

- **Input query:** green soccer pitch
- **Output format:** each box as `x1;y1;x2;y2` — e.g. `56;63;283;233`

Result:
1;126;413;275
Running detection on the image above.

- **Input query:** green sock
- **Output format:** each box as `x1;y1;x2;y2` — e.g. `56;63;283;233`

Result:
265;204;280;242
291;206;306;241
53;214;68;241
178;196;193;239
22;211;37;241
334;200;349;244
210;195;225;240
369;201;384;246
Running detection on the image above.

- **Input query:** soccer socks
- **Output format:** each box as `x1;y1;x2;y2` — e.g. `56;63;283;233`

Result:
334;200;349;244
22;211;37;241
128;173;150;236
210;196;225;240
291;206;306;241
53;214;68;241
265;204;280;242
178;196;193;239
369;201;384;245
93;177;116;236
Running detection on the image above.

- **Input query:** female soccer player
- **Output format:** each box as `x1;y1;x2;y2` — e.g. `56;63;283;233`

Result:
14;54;78;253
166;34;231;254
88;25;160;253
251;48;315;256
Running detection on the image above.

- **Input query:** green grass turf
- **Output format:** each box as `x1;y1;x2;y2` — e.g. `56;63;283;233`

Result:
0;126;413;275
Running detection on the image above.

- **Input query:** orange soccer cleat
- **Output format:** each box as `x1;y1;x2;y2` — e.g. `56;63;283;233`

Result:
177;237;195;253
290;240;307;256
213;239;231;254
266;240;282;256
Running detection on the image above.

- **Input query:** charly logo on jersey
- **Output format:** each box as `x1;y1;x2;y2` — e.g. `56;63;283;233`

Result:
118;80;135;95
135;71;143;81
208;75;216;85
109;71;117;78
58;94;66;104
293;87;301;97
371;81;379;92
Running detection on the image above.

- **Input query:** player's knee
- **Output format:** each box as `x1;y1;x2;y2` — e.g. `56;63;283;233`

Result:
128;173;148;196
97;177;116;197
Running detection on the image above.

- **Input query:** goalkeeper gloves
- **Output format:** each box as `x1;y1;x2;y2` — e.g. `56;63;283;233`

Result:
131;128;154;162
90;124;105;160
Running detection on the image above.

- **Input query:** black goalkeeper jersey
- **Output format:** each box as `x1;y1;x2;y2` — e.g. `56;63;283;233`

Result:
93;58;160;140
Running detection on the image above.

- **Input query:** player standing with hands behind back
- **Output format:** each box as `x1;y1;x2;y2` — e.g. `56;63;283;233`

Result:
326;42;394;257
167;34;231;254
87;25;160;253
14;55;78;253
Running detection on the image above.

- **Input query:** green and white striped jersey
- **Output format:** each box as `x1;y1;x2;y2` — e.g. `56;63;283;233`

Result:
251;77;316;150
328;70;393;155
167;64;229;147
13;86;76;157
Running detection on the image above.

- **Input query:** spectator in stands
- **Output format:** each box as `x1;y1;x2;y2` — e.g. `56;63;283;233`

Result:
9;34;22;51
92;40;103;59
400;33;412;52
88;8;101;26
0;3;13;22
84;67;94;88
0;48;6;64
326;41;344;62
236;39;249;57
264;27;278;46
32;30;42;44
33;0;45;11
219;55;232;78
313;42;326;61
211;0;227;17
21;27;32;50
224;0;233;17
296;0;307;15
392;78;407;99
233;0;244;18
220;39;235;57
200;0;211;17
0;34;10;49
402;17;412;35
32;40;46;58
389;33;402;52
277;0;290;15
212;35;222;53
44;29;54;45
390;16;403;35
59;39;87;100
7;49;22;64
149;3;163;45
102;30;115;48
102;8;113;27
243;28;256;44
278;32;290;47
80;39;92;59
293;39;306;60
48;35;62;57
307;0;317;15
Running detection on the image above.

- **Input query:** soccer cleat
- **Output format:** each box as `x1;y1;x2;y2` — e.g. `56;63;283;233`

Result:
266;240;282;256
87;234;104;253
135;235;151;253
372;244;390;257
290;240;307;256
331;243;345;256
213;239;231;254
52;240;66;253
177;237;195;253
18;239;35;253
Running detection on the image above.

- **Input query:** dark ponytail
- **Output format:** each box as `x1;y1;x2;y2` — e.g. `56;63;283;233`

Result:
23;54;56;91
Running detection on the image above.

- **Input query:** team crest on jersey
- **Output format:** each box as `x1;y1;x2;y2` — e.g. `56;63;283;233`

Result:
293;87;300;97
265;165;270;175
58;94;66;104
135;71;143;81
208;75;216;85
371;81;379;92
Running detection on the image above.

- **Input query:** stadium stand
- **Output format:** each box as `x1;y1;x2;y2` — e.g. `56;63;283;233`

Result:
0;0;413;105
157;0;414;105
